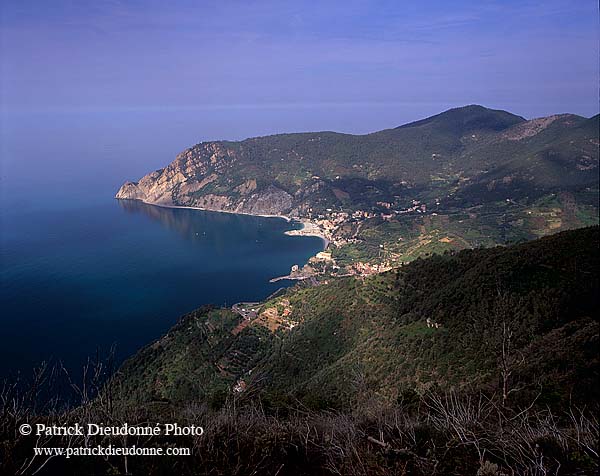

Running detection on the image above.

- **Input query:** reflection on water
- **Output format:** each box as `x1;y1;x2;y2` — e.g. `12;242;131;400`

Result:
117;199;298;245
1;198;322;379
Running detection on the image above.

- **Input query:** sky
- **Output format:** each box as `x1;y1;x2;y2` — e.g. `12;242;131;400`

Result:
0;0;599;136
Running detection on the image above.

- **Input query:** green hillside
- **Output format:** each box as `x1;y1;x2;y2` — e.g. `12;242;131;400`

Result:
223;105;526;185
116;226;599;411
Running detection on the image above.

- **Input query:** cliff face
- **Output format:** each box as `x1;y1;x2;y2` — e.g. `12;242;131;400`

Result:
115;142;295;216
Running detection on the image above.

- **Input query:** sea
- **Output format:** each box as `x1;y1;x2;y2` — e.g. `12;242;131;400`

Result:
0;110;324;381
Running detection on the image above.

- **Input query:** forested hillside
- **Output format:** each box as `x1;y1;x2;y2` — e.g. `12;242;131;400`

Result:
118;226;598;411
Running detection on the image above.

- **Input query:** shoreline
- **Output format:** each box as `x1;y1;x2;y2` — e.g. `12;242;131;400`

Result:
124;199;292;221
116;197;329;247
116;198;329;285
269;275;309;283
284;220;330;248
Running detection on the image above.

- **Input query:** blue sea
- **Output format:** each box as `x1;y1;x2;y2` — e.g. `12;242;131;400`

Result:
0;110;323;379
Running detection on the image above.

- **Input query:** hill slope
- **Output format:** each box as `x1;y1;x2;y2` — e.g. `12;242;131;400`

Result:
116;226;599;411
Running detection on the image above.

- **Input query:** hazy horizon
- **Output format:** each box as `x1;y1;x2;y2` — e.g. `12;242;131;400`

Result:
1;0;598;139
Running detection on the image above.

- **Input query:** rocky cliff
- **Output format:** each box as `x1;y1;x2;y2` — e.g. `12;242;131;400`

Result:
115;142;296;216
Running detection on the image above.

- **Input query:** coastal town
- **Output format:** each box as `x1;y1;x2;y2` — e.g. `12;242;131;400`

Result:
275;199;435;282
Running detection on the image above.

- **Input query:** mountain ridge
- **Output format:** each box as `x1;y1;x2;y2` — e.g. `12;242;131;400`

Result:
116;105;595;208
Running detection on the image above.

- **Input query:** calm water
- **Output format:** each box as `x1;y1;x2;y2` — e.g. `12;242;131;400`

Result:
0;111;323;379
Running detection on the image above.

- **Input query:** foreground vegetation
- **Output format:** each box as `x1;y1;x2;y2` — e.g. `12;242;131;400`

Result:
3;384;598;475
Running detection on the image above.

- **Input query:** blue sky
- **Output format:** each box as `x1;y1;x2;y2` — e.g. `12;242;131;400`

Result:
1;0;598;133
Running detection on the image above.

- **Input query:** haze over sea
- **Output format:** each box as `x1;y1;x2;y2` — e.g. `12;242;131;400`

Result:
0;110;325;379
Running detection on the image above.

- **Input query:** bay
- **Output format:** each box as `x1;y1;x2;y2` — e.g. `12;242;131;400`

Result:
0;110;323;379
0;198;322;378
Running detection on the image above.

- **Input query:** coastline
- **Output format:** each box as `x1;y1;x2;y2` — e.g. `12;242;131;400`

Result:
116;198;329;247
284;220;330;247
116;198;329;285
126;199;292;221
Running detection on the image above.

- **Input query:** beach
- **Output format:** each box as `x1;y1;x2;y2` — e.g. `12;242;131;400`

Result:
284;220;329;247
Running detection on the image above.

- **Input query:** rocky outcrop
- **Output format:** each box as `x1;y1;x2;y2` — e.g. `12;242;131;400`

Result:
501;114;577;141
115;181;146;201
115;142;295;216
234;185;293;215
115;168;179;206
